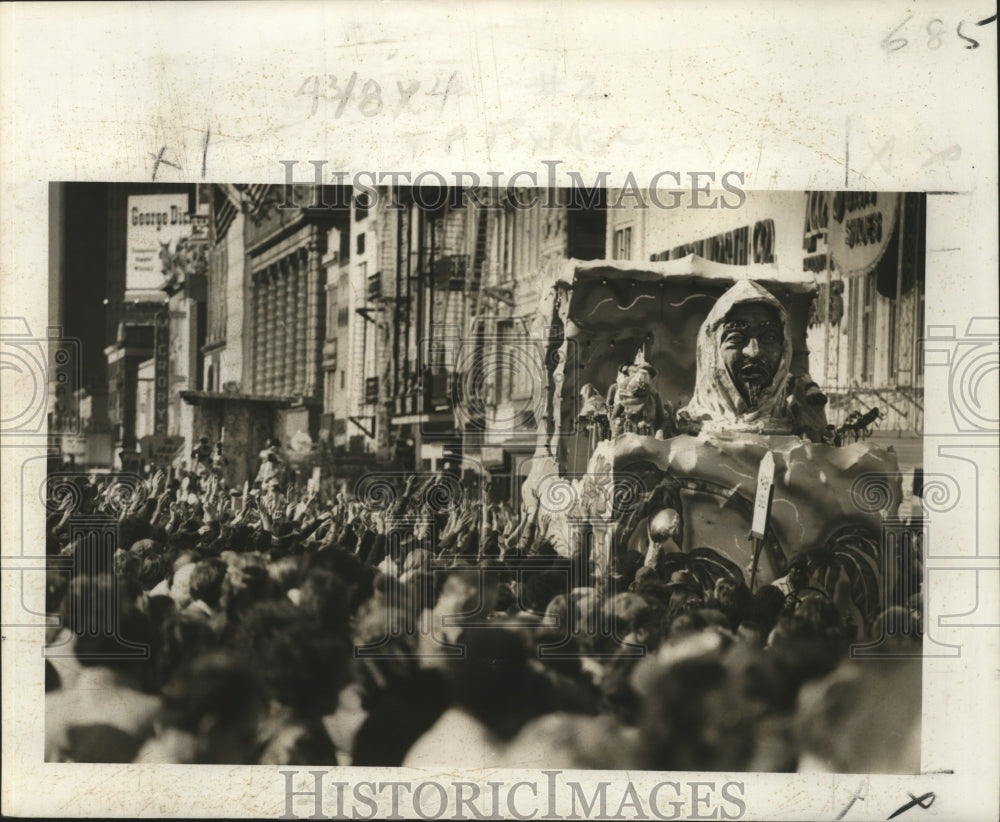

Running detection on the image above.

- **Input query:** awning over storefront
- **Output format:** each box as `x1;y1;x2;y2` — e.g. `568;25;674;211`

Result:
179;390;297;407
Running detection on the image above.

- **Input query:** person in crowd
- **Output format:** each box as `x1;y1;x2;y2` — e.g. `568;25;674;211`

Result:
796;655;921;773
46;576;160;762
235;600;347;765
135;652;265;764
210;442;228;479
403;624;556;768
191;436;213;482
255;437;285;490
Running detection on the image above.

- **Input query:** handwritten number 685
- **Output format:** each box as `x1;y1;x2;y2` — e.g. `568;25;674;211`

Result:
882;16;989;51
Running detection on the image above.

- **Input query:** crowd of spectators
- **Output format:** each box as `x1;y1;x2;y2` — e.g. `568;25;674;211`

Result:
43;463;922;772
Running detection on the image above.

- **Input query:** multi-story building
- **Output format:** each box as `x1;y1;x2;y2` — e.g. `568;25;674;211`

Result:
182;184;351;486
328;186;608;502
356;189;470;477
202;184;249;395
183;184;270;486
320;226;351;449
318;188;393;489
104;319;156;456
181;184;610;493
456;188;607;503
49;182;199;467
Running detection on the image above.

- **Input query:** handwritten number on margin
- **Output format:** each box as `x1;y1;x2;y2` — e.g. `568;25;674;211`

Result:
332;73;358;119
882;15;913;51
956;21;980;48
926;19;945;50
297;76;321;117
395;80;420;118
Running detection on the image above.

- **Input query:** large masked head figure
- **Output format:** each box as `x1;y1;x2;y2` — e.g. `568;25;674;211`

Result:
680;280;794;434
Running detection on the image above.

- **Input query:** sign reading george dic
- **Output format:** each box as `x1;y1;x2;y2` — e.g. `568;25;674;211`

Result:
750;451;776;540
125;194;192;294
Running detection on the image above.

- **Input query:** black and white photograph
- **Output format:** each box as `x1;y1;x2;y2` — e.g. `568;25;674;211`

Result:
42;183;925;774
2;3;997;820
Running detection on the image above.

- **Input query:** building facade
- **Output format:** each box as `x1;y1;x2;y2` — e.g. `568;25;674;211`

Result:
456;188;607;503
605;190;925;436
49;182;199;468
55;182;921;493
183;185;352;486
312;185;608;498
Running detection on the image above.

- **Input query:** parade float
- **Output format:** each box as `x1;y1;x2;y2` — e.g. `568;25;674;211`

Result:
519;255;907;627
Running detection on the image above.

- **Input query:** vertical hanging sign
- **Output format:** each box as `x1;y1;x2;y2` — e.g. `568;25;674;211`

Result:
153;310;171;435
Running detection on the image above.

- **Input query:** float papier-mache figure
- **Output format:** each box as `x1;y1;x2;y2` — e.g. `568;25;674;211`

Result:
606;347;672;439
676;279;829;441
523;258;906;634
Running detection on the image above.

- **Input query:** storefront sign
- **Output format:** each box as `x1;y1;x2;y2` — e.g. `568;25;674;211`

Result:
62;435;89;458
802;190;831;273
480;446;505;467
153;310;170;435
140;434;185;465
650;220;775;266
828;191;899;275
126;194;192;293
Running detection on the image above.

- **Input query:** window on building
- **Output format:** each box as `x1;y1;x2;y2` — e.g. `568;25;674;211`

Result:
886;296;897;382
326;294;337;336
847;270;879;386
429;339;446;372
614;227;632;260
367;270;381;301
503;209;515;278
860;270;876;384
355;193;370;221
208;243;228;345
325;372;334;409
915;288;925;388
495;320;513;404
357;233;366;256
340;370;346;390
364;376;379;406
510;318;534;401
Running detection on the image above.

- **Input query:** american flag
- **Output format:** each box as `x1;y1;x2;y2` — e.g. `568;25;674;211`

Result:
212;184;271;239
238;184;270;213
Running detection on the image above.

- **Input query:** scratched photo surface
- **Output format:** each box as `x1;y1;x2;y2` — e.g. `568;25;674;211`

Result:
42;183;924;774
